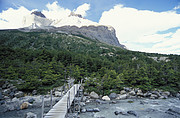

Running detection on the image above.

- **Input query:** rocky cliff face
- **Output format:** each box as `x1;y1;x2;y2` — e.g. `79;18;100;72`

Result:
55;25;125;48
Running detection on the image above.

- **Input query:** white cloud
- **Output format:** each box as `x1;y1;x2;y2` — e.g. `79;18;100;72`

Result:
74;3;90;17
0;6;35;29
42;1;71;20
99;5;180;54
173;5;180;10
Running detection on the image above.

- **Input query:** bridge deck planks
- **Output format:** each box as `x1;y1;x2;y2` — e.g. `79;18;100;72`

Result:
44;84;81;118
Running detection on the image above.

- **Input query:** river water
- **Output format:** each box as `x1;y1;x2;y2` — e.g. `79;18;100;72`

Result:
79;98;180;118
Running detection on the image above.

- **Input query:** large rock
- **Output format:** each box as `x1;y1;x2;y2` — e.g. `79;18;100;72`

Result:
90;91;99;99
137;90;144;97
54;91;62;97
3;89;11;95
25;112;37;118
162;91;170;97
14;91;24;98
102;96;110;101
28;98;35;104
124;87;131;92
32;90;37;95
20;102;29;109
120;90;126;95
127;110;138;117
117;94;127;100
150;94;158;99
109;93;118;100
152;91;161;97
129;90;136;96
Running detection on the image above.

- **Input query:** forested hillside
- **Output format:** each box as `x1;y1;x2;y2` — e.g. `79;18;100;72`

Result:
0;30;179;95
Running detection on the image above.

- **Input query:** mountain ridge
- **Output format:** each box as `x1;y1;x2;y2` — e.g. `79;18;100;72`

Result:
21;11;126;48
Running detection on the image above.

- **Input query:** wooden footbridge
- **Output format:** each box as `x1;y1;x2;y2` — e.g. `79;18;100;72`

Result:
44;84;81;118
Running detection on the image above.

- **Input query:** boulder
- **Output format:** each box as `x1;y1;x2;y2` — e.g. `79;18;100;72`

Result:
9;92;15;98
129;90;136;96
32;90;37;95
176;93;180;99
0;100;5;105
20;102;29;109
95;99;106;104
109;93;117;100
114;111;119;115
152;91;161;97
127;110;138;117
3;89;11;95
10;86;17;92
80;102;85;106
162;91;170;97
28;98;35;104
124;87;131;92
25;112;37;118
150;94;158;99
93;108;100;112
144;92;152;97
81;108;86;113
54;91;62;97
86;108;94;112
14;91;24;98
102;96;110;101
90;91;99;99
120;90;126;95
137;90;144;96
117;94;127;100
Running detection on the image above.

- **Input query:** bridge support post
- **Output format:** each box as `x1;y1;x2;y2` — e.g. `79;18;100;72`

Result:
50;90;53;109
41;96;44;118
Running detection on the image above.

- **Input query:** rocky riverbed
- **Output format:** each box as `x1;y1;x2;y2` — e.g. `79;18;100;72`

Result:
79;98;180;118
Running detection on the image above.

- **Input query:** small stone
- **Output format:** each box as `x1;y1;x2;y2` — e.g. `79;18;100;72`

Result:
111;101;117;104
102;96;110;101
93;108;100;112
114;111;119;115
159;96;165;99
54;91;62;97
25;112;37;118
127;110;138;117
86;109;94;112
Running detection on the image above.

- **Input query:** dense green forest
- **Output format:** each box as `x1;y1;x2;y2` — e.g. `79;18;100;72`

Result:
0;30;180;95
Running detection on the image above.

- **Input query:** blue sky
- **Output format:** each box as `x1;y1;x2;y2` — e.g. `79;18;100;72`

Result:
0;0;180;54
1;0;180;22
